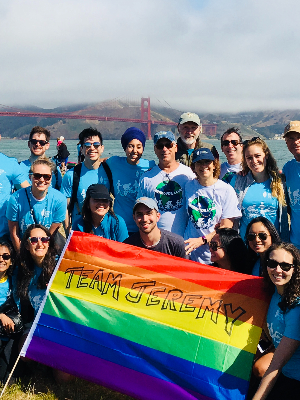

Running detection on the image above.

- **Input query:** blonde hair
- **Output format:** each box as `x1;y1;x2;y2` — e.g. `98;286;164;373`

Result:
242;137;286;205
30;157;54;173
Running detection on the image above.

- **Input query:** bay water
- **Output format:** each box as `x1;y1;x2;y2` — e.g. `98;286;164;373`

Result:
0;138;291;170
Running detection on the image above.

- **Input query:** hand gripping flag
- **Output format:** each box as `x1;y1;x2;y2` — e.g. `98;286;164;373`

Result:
21;231;270;400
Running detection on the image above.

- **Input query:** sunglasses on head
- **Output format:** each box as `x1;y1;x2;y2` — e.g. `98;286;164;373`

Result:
155;142;173;150
30;139;49;146
30;173;52;182
209;241;223;251
0;253;11;260
247;232;269;241
243;137;261;146
28;236;50;244
221;139;241;146
267;259;294;272
83;142;102;148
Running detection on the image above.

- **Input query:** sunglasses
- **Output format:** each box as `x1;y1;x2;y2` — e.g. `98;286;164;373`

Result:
0;254;11;260
155;142;173;150
267;259;294;272
83;142;102;148
30;139;49;146
243;137;261;146
209;241;223;251
30;173;52;182
28;236;51;244
247;232;269;241
221;140;241;146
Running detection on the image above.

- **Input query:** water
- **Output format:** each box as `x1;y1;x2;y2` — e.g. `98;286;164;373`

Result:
0;138;292;170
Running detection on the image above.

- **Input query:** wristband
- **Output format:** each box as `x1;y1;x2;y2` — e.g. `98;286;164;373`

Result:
202;236;207;245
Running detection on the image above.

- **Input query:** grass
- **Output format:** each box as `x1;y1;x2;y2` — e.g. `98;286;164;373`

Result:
0;362;134;400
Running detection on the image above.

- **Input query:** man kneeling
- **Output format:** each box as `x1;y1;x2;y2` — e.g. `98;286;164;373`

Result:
123;197;186;258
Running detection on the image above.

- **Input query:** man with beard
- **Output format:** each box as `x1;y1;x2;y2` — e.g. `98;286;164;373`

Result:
176;112;218;167
123;197;186;258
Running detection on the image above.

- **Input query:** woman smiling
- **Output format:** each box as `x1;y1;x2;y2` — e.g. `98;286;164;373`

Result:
184;148;241;264
230;137;288;241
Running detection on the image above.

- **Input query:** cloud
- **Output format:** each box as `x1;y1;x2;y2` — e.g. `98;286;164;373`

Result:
1;0;300;112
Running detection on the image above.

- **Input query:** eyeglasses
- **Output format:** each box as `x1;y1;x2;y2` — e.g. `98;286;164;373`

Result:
267;259;294;272
30;173;52;182
221;140;241;146
29;139;49;146
209;241;223;251
247;232;269;241
28;236;50;244
83;142;102;148
155;142;173;150
0;254;11;260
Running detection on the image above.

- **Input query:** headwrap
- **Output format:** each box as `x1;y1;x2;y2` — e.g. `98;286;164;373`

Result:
121;127;146;151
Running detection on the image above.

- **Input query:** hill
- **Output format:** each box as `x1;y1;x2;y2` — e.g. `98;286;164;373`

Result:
0;101;299;140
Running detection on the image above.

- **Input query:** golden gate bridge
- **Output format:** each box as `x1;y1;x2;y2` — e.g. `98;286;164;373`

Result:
0;97;217;139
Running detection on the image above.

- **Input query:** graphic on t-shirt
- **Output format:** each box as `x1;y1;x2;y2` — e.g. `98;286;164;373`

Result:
116;180;139;197
188;195;216;229
155;180;183;211
288;187;300;207
244;202;277;221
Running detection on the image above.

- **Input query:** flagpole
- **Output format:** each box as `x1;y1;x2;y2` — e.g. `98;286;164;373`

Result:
0;353;21;398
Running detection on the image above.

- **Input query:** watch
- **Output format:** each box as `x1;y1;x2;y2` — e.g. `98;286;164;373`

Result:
201;236;208;245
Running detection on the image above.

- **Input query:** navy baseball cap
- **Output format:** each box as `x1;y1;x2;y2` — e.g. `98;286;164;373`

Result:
192;148;215;163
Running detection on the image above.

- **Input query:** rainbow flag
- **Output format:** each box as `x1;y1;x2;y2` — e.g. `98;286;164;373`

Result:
21;231;270;400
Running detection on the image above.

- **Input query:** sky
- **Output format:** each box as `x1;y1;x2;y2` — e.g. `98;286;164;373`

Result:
1;0;300;113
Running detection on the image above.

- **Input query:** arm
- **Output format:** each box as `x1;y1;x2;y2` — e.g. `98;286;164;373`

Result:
8;220;21;251
0;313;15;333
253;336;300;400
50;222;62;236
184;218;233;255
20;181;30;188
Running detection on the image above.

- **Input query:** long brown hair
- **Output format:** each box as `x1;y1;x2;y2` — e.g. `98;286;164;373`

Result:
242;137;286;205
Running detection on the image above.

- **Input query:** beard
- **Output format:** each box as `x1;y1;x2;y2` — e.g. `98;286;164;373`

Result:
181;136;197;145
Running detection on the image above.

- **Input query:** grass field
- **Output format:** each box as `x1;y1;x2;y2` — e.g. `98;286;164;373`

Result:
0;362;134;400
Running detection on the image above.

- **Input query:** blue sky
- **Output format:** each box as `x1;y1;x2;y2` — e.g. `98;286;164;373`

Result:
1;0;300;113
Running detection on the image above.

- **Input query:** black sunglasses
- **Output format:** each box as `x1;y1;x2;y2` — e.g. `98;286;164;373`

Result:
28;236;51;244
83;142;102;148
30;139;49;146
30;173;52;182
267;259;294;272
247;232;269;241
221;140;241;146
0;253;11;260
155;142;173;150
209;241;223;251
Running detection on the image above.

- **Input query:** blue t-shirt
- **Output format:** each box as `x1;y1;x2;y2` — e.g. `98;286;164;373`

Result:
61;163;110;220
267;291;300;381
72;212;128;242
19;159;62;190
230;176;279;240
283;159;300;248
0;276;10;306
106;156;155;232
6;187;67;237
0;153;28;237
251;258;261;276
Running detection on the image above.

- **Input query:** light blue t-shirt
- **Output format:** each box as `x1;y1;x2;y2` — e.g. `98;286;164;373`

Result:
0;277;10;306
106;156;155;232
184;179;241;264
283;159;300;248
230;175;279;240
72;212;128;242
0;153;29;237
6;186;67;237
61;163;110;220
19;159;62;190
267;291;300;381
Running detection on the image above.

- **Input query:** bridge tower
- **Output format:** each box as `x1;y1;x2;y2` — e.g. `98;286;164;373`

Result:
140;97;152;139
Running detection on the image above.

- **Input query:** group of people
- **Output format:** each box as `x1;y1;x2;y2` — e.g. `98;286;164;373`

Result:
0;115;299;398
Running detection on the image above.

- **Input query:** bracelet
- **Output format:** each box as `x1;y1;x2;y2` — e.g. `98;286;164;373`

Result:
201;236;207;245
